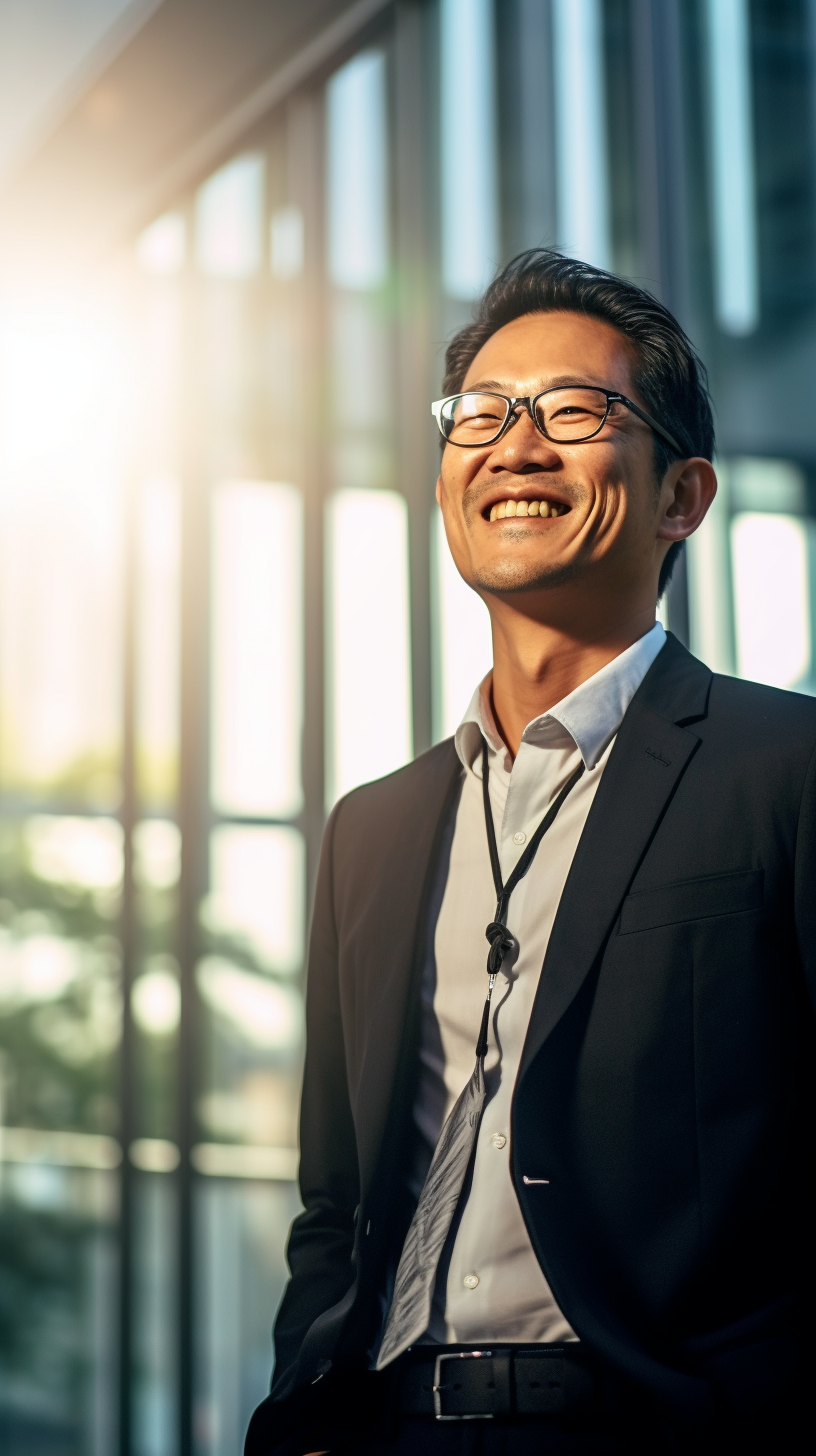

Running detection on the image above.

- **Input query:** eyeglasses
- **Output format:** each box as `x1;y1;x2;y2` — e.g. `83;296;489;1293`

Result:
431;387;683;455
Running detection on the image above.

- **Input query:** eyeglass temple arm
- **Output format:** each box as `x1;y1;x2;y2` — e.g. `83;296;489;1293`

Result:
616;395;684;458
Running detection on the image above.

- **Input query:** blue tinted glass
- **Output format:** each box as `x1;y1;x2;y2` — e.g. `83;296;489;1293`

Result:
704;0;759;335
195;155;264;279
551;0;611;269
441;0;499;298
327;51;388;290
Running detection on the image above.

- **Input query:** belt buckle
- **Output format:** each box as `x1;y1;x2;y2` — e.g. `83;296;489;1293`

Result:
432;1350;494;1421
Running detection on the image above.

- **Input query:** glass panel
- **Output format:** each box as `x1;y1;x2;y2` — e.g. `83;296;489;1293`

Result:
194;1180;300;1456
432;507;493;740
137;476;181;811
750;3;816;328
132;1173;178;1456
210;482;304;819
203;826;305;977
331;294;391;434
0;1165;118;1455
196;961;301;1057
0;299;125;809
270;205;304;280
136;214;186;275
0;815;123;1133
551;0;611;269
0;814;122;1451
263;298;304;470
325;489;413;805
133;820;181;1145
729;456;806;515
731;512;812;689
195;155;265;280
687;464;736;676
497;0;556;258
704;0;759;335
326;51;388;290
440;0;499;299
603;0;639;278
195;821;304;1164
137;274;184;481
195;938;302;1153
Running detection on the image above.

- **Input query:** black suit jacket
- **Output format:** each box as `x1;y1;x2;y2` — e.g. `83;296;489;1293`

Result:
246;636;816;1451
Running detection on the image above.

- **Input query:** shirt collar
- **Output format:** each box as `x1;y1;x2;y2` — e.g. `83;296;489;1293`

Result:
455;622;667;773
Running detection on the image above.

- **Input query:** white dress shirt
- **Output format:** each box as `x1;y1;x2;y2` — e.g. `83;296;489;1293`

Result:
411;623;667;1347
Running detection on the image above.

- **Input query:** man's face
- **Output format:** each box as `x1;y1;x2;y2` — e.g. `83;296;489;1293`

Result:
436;310;672;607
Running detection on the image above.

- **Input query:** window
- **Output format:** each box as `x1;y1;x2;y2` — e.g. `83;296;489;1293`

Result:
4;5;816;1453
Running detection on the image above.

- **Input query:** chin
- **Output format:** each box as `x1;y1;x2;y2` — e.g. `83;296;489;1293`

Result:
471;555;582;594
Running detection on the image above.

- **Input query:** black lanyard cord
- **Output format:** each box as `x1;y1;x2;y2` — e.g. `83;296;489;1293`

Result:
475;740;585;1059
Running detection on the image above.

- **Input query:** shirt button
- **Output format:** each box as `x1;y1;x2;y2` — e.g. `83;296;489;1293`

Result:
513;831;526;845
490;1133;507;1149
463;1272;480;1290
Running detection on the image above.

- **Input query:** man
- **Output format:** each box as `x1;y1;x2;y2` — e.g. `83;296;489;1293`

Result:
246;251;816;1455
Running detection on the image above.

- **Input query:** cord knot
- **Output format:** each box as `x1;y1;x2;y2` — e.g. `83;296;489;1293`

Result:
485;921;516;976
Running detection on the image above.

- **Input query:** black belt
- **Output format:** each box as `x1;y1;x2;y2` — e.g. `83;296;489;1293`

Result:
396;1344;598;1421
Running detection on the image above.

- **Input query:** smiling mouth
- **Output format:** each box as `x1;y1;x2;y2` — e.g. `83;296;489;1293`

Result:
484;496;569;522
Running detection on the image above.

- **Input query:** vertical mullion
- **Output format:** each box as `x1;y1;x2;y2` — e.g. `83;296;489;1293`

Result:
177;257;212;1456
289;89;327;905
631;0;691;322
395;0;433;757
629;0;692;643
118;462;139;1456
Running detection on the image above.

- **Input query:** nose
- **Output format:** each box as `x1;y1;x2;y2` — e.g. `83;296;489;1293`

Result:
488;402;560;469
505;399;538;434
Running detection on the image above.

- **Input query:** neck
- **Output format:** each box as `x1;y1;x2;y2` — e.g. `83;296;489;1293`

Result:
487;595;658;758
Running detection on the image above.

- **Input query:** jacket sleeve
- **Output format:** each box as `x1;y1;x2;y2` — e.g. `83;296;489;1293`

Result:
795;735;816;1015
245;800;362;1453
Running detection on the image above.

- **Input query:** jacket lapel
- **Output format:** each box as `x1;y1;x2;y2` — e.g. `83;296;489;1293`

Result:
519;636;712;1079
352;741;463;1205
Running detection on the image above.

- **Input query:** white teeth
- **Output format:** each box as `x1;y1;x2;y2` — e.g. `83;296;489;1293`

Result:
488;498;565;520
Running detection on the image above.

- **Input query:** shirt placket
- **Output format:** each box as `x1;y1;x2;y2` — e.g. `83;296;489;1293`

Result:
497;740;550;879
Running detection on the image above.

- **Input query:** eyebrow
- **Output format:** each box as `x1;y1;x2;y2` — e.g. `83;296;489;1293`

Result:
462;374;610;394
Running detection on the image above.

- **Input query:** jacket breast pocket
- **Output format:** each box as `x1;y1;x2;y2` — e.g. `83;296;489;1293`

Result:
618;868;763;936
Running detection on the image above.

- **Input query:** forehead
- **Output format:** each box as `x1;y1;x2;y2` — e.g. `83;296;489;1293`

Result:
461;310;637;395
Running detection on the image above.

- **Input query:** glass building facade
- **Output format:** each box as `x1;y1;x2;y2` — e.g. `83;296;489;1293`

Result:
2;1;816;1452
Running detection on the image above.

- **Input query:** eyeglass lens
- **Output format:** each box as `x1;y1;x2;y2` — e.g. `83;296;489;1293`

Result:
441;388;617;445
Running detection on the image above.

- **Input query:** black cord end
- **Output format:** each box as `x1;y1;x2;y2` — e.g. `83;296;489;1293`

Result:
475;999;490;1060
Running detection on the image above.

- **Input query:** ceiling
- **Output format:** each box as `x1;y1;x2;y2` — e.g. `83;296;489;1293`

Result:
0;0;390;278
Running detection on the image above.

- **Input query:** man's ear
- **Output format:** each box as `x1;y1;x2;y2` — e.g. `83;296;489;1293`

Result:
656;458;718;544
435;475;443;507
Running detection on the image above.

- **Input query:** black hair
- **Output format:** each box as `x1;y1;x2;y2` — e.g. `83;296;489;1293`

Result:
442;249;715;597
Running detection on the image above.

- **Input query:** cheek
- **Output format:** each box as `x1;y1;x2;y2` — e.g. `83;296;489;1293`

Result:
596;478;643;533
439;463;473;530
437;471;468;543
606;495;660;562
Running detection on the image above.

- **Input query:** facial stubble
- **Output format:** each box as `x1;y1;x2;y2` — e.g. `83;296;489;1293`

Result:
461;477;587;595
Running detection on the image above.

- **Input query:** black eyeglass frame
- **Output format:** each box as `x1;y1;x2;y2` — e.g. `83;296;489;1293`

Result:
431;388;685;457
